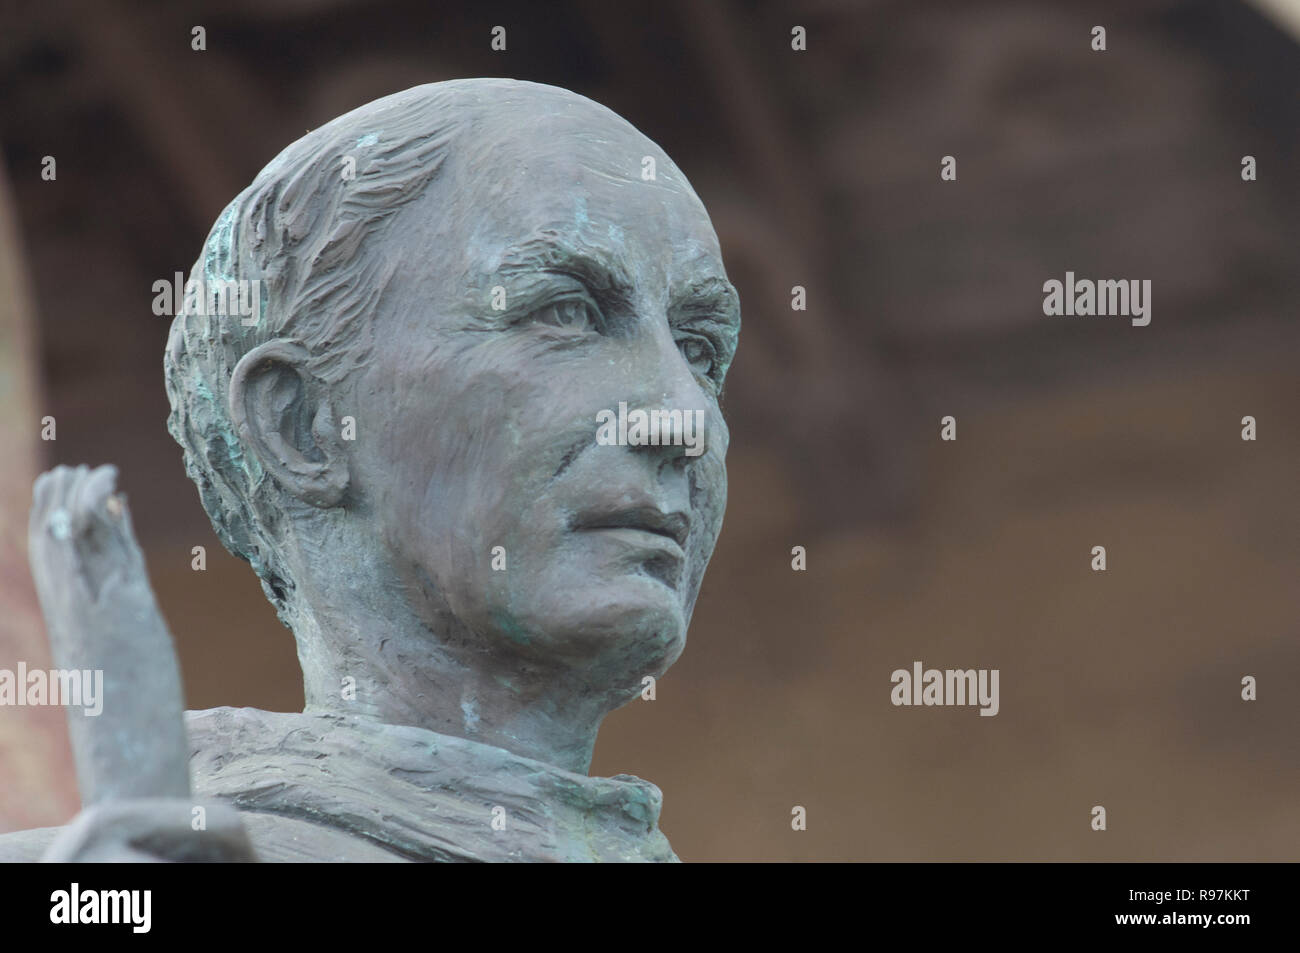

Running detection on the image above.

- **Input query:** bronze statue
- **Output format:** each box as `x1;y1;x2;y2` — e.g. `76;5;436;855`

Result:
1;78;739;862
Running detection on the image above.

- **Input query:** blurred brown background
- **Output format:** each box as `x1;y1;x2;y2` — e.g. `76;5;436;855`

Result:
0;0;1296;860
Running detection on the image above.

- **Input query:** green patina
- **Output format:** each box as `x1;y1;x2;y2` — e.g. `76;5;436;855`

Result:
490;608;530;647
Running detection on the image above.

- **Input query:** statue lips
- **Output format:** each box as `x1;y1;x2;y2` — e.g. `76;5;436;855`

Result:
570;502;690;587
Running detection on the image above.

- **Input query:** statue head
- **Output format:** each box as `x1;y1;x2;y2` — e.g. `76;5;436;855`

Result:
164;79;739;771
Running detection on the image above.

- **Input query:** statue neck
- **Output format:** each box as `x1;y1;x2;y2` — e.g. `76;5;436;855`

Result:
284;596;609;775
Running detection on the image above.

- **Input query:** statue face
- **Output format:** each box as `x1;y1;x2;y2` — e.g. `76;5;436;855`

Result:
349;98;738;693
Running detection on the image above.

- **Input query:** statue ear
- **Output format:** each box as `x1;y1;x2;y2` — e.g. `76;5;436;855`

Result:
228;340;349;508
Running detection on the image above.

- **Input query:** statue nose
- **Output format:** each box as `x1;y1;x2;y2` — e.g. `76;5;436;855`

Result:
620;333;714;461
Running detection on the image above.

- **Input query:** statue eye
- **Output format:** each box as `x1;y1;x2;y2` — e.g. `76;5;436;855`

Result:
533;298;601;332
678;336;716;379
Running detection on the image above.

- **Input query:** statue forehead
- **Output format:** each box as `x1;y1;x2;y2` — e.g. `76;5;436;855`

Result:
359;85;726;319
443;127;718;287
457;102;705;223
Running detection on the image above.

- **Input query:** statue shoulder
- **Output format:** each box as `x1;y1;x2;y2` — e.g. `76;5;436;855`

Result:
0;825;60;862
0;812;409;863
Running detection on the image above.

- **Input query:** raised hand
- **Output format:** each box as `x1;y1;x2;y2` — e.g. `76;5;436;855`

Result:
28;464;255;861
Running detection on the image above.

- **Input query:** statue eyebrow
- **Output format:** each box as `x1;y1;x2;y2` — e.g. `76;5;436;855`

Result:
671;276;740;329
496;233;636;300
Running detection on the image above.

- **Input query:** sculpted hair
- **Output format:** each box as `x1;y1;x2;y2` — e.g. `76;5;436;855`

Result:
164;80;494;618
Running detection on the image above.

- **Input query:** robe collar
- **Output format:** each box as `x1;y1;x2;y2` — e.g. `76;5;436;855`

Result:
185;707;678;862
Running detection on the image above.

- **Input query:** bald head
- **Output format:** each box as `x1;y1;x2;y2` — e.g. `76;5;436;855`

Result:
165;78;682;615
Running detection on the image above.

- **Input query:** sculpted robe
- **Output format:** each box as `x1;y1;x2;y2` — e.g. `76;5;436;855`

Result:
0;707;678;863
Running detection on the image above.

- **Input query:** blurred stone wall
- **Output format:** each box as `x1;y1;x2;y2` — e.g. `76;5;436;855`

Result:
0;165;77;829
